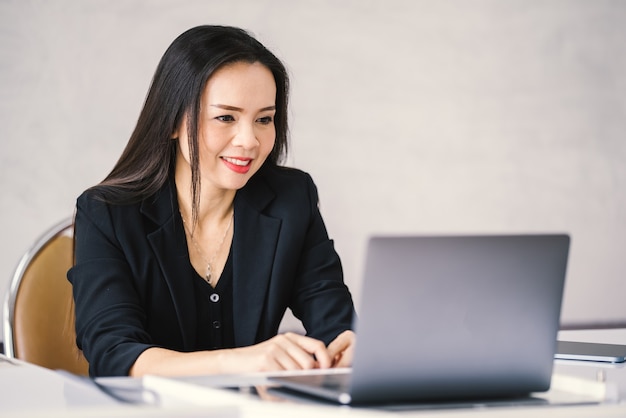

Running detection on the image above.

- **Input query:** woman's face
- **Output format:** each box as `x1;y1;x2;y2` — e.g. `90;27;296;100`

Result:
175;61;277;193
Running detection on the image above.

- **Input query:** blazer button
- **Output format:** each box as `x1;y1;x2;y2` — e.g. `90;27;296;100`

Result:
209;293;220;303
213;321;221;329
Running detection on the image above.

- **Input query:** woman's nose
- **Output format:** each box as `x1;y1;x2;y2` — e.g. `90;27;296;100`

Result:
232;122;259;149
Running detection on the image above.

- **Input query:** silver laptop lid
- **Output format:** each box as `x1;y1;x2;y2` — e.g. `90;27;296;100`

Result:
349;234;570;404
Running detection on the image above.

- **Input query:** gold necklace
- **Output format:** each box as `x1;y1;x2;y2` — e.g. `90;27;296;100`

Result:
180;212;234;286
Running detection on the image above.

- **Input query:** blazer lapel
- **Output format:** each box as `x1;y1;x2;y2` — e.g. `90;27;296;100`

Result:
138;171;281;350
232;175;281;347
141;180;197;349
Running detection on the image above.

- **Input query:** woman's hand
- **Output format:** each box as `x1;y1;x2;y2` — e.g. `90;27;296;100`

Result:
327;330;355;368
225;332;332;372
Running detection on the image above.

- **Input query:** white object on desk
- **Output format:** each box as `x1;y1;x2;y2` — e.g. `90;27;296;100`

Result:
0;355;116;412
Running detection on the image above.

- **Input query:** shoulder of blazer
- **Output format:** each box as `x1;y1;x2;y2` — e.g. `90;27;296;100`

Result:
76;180;177;234
77;166;316;228
237;164;316;211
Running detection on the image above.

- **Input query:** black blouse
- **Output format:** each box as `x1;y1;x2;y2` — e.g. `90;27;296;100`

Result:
192;250;235;350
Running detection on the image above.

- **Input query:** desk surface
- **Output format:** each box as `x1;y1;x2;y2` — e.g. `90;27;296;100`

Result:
2;329;626;417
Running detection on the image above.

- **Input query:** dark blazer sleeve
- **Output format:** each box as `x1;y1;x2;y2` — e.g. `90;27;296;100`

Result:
287;173;355;344
68;193;159;377
238;167;355;346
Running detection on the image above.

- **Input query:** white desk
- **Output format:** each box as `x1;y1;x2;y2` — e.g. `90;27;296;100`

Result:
2;329;626;417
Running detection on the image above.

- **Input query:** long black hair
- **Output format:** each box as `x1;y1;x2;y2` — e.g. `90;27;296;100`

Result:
92;25;290;219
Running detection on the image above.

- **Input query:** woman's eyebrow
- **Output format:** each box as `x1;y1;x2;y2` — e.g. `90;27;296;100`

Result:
210;104;276;112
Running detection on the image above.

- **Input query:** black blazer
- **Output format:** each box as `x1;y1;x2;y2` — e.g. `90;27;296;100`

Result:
68;166;355;377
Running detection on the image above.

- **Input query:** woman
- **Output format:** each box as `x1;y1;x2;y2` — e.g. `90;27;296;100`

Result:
68;25;356;377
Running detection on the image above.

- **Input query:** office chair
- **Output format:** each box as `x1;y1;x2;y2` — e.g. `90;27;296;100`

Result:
2;217;89;375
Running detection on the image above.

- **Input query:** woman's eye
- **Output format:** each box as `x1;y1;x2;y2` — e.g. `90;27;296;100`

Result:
216;115;235;122
257;116;273;125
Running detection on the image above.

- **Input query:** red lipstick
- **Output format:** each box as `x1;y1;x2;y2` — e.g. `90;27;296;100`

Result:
222;157;252;174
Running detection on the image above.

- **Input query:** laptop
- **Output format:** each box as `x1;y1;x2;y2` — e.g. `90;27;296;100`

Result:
270;234;570;405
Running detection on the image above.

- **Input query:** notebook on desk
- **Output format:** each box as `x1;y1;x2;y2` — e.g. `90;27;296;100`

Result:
270;234;571;405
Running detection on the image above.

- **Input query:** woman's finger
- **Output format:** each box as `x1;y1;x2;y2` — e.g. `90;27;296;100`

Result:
327;330;355;367
283;333;332;369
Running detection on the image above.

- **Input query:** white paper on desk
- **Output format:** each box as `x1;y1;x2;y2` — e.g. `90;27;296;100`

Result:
142;375;345;418
143;374;253;408
550;373;619;402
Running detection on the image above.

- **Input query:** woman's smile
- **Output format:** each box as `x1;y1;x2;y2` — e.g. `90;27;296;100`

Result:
221;156;252;174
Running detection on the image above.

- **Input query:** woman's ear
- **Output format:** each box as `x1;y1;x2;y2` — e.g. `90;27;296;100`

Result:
172;112;188;140
171;127;180;140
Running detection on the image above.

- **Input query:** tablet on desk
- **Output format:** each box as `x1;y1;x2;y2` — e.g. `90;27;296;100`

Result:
555;341;626;363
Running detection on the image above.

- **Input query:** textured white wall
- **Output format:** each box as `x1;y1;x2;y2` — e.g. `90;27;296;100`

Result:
1;0;625;342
